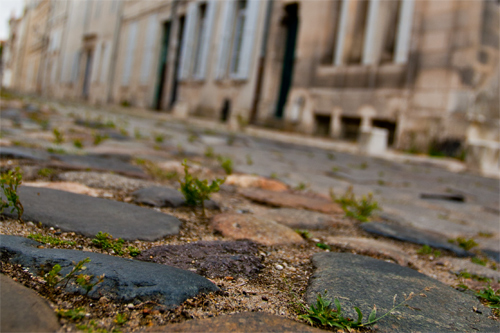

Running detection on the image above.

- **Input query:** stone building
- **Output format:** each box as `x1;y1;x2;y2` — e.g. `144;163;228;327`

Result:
4;0;499;173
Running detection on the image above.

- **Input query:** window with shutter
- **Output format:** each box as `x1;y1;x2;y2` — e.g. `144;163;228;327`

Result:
178;2;199;80
215;0;235;80
233;0;260;79
193;0;216;80
100;42;110;83
122;21;138;86
91;44;101;83
140;13;159;84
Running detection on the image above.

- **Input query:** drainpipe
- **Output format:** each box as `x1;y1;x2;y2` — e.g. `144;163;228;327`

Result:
249;0;273;125
106;0;124;104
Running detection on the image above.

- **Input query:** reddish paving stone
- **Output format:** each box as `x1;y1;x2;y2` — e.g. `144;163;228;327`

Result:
1;274;60;332
211;213;304;246
23;181;100;196
144;312;326;332
326;236;415;267
226;174;289;192
239;188;343;214
256;208;348;230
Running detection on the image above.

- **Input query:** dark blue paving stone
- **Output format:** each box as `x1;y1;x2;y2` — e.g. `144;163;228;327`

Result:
51;153;146;178
1;186;181;241
361;221;472;257
132;186;186;208
0;146;50;161
306;252;499;333
482;249;500;263
0;235;218;309
1;108;23;122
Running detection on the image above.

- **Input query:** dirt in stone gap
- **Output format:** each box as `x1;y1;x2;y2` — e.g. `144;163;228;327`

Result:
0;166;499;332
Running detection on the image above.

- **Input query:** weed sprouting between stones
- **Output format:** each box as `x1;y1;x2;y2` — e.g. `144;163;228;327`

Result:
43;258;104;296
92;232;125;255
295;229;311;239
330;186;379;222
92;132;109;146
56;307;87;321
316;243;331;251
476;286;500;315
0;167;24;221
299;290;416;331
135;158;177;181
53;128;64;144
28;233;75;246
114;313;128;326
448;237;478;251
217;156;233;175
91;232;141;257
417;245;441;258
178;159;225;217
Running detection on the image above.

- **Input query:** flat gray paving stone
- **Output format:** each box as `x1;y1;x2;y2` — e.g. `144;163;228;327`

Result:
143;312;326;332
131;185;219;210
0;146;50;161
136;240;264;279
482;249;500;263
132;186;186;208
1;186;181;241
58;171;153;192
255;207;347;230
325;236;415;267
0;235;218;309
446;258;500;282
50;153;147;178
1;274;60;332
306;252;499;332
361;221;472;257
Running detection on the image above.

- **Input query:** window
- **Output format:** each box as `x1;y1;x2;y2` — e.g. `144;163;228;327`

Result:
230;0;247;74
122;21;138;86
332;0;414;66
179;1;216;80
215;0;261;80
140;14;159;84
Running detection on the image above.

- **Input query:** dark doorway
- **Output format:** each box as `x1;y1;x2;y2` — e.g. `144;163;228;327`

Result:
372;119;397;146
82;50;93;99
220;99;231;122
154;21;171;110
341;116;361;141
275;3;299;118
314;114;331;137
169;15;185;110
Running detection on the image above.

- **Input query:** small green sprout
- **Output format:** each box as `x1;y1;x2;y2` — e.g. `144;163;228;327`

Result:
28;233;75;246
417;245;441;258
73;139;84;149
295;229;311;239
300;291;416;331
218;156;233;175
56;307;87;321
1;167;24;220
448;237;478;251
316;243;331;250
92;232;125;255
332;186;379;222
53;128;64;144
178;159;225;217
476;286;500;313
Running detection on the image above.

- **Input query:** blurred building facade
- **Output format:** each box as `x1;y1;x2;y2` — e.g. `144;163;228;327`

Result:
3;0;499;170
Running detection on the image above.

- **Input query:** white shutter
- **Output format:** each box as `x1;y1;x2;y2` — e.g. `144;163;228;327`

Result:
235;0;261;80
362;0;380;65
122;21;138;86
71;51;80;83
100;42;111;83
91;44;101;82
395;0;415;64
194;0;216;80
140;14;159;84
178;2;199;80
215;0;235;80
334;0;350;65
